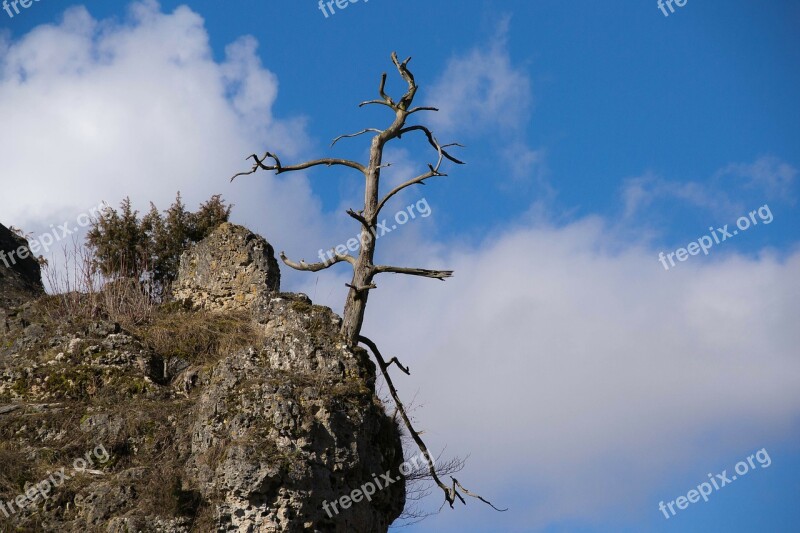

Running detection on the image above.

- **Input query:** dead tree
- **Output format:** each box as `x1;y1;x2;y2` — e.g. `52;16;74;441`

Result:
232;52;461;346
232;52;504;513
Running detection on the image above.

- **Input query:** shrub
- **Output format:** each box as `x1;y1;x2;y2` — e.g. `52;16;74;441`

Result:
86;193;232;294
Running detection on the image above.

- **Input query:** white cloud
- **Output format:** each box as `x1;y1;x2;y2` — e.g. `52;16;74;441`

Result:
425;16;531;137
715;156;798;203
423;15;547;198
621;156;797;221
337;219;800;530
0;0;335;278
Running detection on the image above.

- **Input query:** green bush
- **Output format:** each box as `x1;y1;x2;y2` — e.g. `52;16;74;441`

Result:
86;193;232;293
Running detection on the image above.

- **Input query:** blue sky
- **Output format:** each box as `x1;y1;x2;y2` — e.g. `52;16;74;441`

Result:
1;1;798;531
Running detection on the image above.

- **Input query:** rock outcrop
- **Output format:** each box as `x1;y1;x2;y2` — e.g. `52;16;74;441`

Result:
0;223;44;312
0;224;405;532
173;223;281;312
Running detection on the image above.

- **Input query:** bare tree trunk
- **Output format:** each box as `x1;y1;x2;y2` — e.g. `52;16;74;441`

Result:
341;135;383;344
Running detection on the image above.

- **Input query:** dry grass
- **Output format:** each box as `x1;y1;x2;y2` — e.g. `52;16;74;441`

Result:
132;307;261;364
41;239;155;326
0;442;36;497
39;240;261;364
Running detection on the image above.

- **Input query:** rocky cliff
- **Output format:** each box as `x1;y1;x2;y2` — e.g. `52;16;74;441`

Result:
0;223;44;314
0;223;405;532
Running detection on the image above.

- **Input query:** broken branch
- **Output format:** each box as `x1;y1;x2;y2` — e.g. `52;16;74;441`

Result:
372;265;453;280
345;282;378;292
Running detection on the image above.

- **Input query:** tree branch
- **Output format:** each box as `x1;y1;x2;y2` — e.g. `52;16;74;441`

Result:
358;99;394;109
376;164;444;216
279;251;354;272
346;208;371;230
345;282;377;293
374;125;463;215
358;335;449;502
391;52;417;110
358;335;504;511
331;129;383;147
386;356;410;375
376;126;458;215
378;72;395;108
451;478;508;512
408;106;439;115
372;265;454;280
230;152;366;181
359;53;417;115
397;125;465;165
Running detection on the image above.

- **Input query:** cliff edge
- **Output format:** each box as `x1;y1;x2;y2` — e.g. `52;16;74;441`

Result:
0;223;405;532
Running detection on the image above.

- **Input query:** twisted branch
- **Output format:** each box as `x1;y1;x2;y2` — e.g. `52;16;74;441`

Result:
378;72;395;107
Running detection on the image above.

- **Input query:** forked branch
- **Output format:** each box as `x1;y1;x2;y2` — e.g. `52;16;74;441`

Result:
387;356;410;375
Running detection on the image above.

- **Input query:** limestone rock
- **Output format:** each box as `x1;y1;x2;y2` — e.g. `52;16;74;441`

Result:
173;223;280;312
187;293;405;532
0;224;405;532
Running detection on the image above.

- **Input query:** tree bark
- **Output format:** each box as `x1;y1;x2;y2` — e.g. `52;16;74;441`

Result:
341;134;383;345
